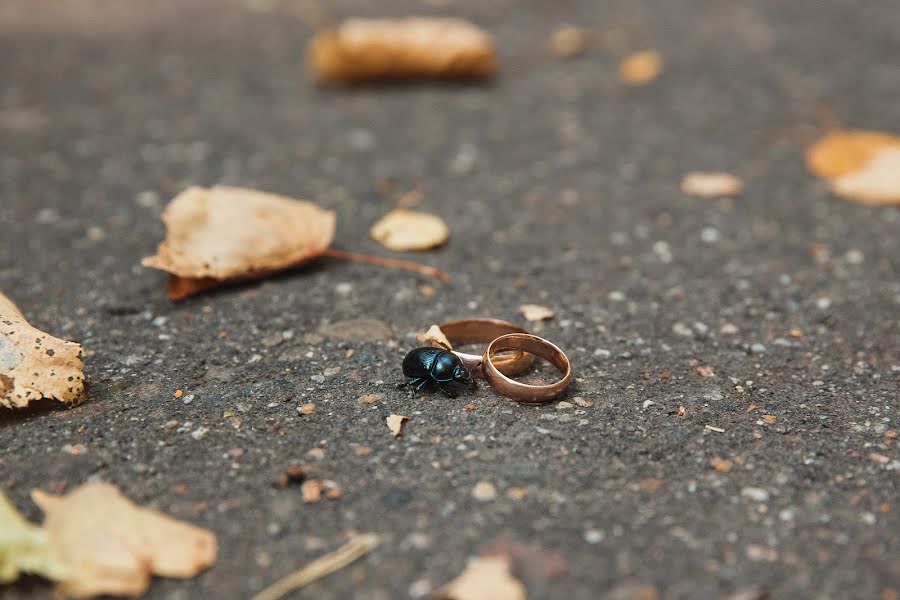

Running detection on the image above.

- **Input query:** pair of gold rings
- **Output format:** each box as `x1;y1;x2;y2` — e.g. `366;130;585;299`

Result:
425;318;572;403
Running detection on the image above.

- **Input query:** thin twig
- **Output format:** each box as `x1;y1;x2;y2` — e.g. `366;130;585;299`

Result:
323;248;450;282
251;534;379;600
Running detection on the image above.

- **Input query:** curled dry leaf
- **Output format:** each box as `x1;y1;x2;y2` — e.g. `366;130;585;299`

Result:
307;18;497;83
142;186;336;300
0;293;84;408
680;172;744;198
32;482;217;598
417;324;452;350
435;555;526;600
805;130;900;205
549;25;589;60
370;209;449;251
0;482;216;598
619;50;663;86
386;414;408;437
0;490;70;585
519;304;554;322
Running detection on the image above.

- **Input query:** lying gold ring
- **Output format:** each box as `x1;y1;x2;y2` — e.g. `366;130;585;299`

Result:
482;333;572;403
436;318;535;378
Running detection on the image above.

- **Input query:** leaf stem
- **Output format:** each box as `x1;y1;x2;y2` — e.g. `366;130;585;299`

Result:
323;248;450;282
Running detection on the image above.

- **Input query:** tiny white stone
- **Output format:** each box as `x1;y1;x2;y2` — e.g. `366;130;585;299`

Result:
653;240;673;263
741;486;770;502
583;529;605;544
471;481;497;501
720;323;739;335
701;227;722;244
672;322;693;337
845;249;864;264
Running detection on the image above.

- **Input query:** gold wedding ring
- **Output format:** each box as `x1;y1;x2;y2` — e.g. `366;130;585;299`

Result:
434;318;535;378
482;333;572;402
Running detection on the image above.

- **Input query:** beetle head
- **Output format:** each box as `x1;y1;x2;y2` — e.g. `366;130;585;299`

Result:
453;364;476;390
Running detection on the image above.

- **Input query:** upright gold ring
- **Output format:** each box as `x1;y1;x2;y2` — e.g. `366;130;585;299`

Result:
482;333;572;402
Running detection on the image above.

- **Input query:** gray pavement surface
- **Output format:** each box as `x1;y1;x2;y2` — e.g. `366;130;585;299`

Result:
1;0;898;598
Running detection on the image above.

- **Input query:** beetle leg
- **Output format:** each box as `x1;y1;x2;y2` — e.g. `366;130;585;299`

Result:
397;377;423;390
414;379;430;394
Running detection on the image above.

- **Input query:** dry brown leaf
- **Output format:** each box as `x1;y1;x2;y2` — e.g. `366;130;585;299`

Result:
519;304;554;322
549;25;589;60
680;172;744;198
386;414;408;437
307;18;497;83
370;209;449;252
619;51;663;86
142;186;336;299
806;129;900;205
30;481;217;598
417;324;452;350
0;293;84;408
435;555;526;600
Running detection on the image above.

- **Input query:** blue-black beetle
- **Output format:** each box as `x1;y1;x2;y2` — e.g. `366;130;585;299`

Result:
398;347;476;398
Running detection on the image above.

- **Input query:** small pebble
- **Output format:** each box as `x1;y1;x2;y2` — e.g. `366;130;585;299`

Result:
471;481;497;501
750;343;767;354
741;487;770;502
583;529;605;544
701;227;721;244
672;322;693;337
845;249;864;264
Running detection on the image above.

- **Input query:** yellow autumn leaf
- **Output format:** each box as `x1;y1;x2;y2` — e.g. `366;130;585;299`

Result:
619;51;663;86
307;18;497;83
680;172;744;198
370;209;449;251
805;129;900;205
386;414;408;437
435;555;526;600
0;293;85;408
519;304;554;322
417;324;453;350
0;491;70;585
142;186;336;299
34;482;217;598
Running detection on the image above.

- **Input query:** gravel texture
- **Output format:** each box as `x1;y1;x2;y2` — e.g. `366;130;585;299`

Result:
1;1;898;599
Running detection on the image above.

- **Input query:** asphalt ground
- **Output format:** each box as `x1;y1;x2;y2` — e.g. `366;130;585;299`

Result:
0;1;897;598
